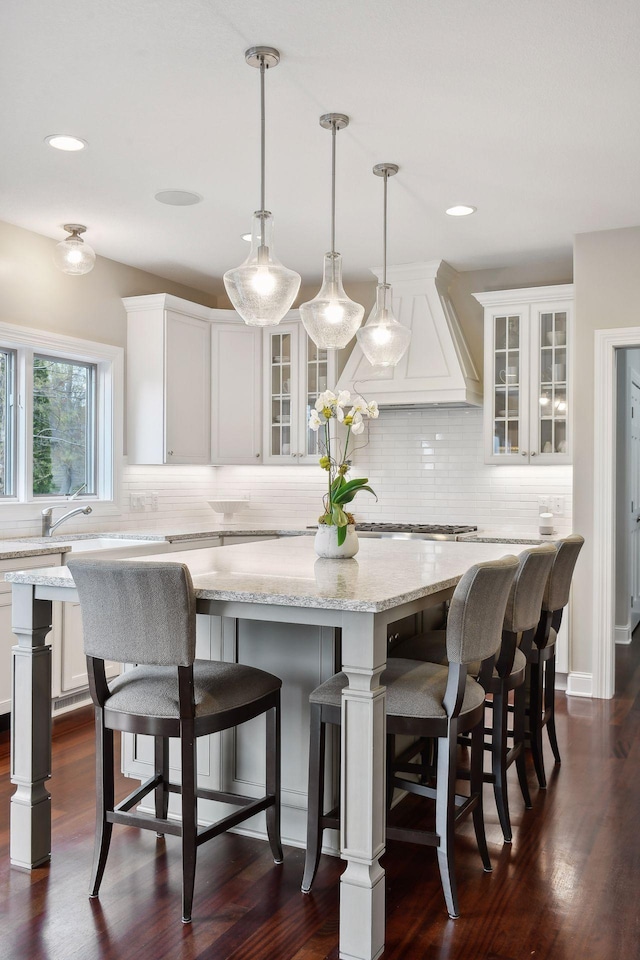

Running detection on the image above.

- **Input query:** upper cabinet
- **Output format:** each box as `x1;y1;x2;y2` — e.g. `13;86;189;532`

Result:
210;315;262;465
263;313;337;464
124;295;212;465
474;285;573;465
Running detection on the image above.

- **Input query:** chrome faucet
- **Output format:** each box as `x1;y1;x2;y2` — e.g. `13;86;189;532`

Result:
41;502;93;537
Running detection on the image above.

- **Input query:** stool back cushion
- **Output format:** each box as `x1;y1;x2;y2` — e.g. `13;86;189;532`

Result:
446;555;519;665
542;535;585;612
503;545;556;634
67;559;196;666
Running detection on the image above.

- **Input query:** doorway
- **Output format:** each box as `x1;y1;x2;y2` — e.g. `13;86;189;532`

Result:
615;348;640;649
593;328;640;699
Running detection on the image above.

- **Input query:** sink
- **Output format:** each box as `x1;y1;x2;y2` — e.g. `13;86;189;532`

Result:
68;538;155;553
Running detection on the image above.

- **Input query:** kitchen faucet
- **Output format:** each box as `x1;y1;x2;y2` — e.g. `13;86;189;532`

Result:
41;484;93;537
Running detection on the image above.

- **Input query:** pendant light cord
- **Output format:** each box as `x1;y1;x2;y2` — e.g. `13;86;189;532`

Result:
331;121;337;254
260;57;266;214
382;170;388;286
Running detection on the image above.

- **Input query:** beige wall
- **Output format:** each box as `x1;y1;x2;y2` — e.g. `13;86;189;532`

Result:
0;219;216;347
573;226;640;676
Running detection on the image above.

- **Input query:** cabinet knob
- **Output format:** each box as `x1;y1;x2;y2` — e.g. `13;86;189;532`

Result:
291;453;297;458
167;450;174;456
255;453;260;458
531;451;537;457
521;451;527;457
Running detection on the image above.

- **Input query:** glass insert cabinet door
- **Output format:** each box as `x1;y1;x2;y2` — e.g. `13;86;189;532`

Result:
268;328;295;459
535;309;568;458
491;313;524;457
305;337;329;458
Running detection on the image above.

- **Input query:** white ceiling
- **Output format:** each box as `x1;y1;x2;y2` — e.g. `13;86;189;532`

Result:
2;0;640;294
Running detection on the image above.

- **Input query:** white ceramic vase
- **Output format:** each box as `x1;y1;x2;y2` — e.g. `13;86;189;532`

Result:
314;523;359;559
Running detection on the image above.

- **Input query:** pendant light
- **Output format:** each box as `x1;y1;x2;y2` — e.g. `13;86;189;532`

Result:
224;47;300;326
53;224;96;275
300;114;364;349
356;164;411;367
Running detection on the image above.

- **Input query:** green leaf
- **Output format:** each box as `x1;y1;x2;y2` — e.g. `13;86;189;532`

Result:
337;523;347;546
330;474;346;497
331;504;348;528
333;484;377;505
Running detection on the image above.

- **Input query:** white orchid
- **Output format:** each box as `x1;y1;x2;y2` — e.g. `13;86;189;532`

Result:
310;386;379;544
308;408;324;431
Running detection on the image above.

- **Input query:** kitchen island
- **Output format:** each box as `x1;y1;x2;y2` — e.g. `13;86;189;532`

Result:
6;536;524;960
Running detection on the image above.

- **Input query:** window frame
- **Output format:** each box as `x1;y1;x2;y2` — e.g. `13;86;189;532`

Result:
0;321;123;513
0;346;17;498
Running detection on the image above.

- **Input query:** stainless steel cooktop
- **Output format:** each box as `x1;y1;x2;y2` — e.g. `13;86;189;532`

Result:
306;522;478;541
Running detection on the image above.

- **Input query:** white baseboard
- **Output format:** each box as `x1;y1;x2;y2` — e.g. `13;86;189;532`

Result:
566;671;593;698
555;672;567;691
615;623;633;645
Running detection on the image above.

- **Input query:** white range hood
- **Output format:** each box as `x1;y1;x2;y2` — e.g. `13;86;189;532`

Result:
337;260;482;406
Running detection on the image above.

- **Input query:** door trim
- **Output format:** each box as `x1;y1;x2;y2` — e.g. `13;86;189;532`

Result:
593;326;640;698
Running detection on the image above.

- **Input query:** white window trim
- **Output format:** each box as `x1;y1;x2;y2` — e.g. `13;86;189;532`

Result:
0;321;123;518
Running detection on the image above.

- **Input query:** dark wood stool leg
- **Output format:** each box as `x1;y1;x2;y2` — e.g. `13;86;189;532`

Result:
302;704;325;893
265;698;283;863
89;709;114;898
180;721;197;924
154;735;169;837
529;659;547;789
471;721;492;871
544;655;561;764
491;685;512;843
436;732;460;919
514;684;532;809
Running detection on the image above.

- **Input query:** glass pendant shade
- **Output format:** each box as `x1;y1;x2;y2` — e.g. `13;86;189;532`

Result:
356;283;411;367
300;252;364;349
53;225;96;276
224;212;301;326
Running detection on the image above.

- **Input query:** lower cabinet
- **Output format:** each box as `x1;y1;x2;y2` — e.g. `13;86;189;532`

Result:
122;613;339;852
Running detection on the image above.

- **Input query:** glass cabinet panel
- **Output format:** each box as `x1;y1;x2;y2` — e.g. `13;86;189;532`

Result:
268;331;292;458
305;338;328;457
537;310;568;455
492;314;521;455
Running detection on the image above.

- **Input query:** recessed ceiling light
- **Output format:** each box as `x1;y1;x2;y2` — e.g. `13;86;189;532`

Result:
154;190;202;206
445;204;477;217
45;134;87;152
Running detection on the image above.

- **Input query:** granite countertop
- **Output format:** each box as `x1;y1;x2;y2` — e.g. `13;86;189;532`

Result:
457;528;565;544
5;537;525;614
12;526;312;545
0;540;71;561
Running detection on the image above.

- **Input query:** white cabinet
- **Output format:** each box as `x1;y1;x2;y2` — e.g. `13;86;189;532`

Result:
474;285;573;465
124;294;212;465
263;314;337;464
0;552;63;716
210;316;262;464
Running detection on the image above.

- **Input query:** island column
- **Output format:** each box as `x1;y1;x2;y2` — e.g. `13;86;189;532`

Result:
339;610;388;960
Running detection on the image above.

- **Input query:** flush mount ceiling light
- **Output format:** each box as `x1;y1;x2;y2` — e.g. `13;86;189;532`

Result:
45;134;87;151
300;114;364;349
356;164;411;368
53;224;96;275
223;46;300;327
154;190;202;206
445;204;476;216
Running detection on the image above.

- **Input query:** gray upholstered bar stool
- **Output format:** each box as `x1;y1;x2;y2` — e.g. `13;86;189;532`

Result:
301;554;519;920
391;544;557;842
68;558;283;924
523;534;584;788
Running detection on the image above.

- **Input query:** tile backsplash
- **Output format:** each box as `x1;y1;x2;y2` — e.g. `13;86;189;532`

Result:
213;407;573;533
0;408;572;538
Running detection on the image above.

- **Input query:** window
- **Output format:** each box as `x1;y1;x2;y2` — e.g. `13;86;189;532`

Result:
0;322;123;506
0;348;16;497
32;355;97;497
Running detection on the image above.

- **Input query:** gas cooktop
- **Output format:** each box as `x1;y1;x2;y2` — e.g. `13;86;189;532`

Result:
353;522;477;541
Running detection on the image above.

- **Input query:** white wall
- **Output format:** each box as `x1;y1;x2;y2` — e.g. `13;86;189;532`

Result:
213;407;572;534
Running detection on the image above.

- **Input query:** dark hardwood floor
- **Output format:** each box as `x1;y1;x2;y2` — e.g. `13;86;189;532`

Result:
2;642;640;960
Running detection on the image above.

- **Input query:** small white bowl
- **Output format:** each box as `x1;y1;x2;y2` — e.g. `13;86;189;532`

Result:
207;499;249;520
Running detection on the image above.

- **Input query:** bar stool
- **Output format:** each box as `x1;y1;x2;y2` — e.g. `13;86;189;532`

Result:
391;545;557;841
301;554;519;919
68;558;283;924
523;534;584;788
